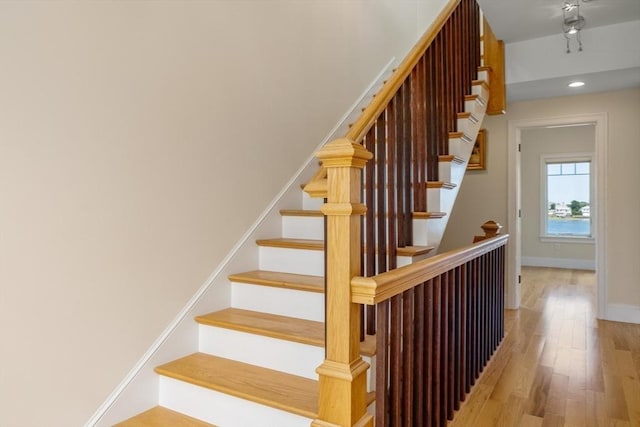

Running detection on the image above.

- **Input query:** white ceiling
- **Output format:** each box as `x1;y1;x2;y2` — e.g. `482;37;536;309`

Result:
477;0;640;43
476;0;640;102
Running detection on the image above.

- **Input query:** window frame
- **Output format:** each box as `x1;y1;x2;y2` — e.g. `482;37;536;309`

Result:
539;152;595;244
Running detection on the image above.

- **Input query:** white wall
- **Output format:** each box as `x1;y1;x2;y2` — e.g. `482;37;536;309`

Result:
441;88;640;312
0;1;446;426
520;126;595;269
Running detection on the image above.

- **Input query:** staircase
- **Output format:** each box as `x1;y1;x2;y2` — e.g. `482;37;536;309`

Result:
104;0;505;425
114;79;490;427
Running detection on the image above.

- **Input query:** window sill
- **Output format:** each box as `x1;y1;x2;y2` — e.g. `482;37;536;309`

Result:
540;235;595;244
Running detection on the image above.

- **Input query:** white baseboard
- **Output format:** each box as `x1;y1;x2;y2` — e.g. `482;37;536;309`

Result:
522;256;595;271
605;304;640;324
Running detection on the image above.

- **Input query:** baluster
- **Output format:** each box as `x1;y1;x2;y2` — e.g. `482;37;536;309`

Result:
387;99;398;270
376;113;387;275
424;279;434;426
376;300;389;426
432;275;442;427
390;294;402;425
402;288;414;425
413;283;425;426
459;263;468;402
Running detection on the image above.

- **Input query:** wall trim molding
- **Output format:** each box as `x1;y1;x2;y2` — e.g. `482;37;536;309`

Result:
522;256;595;271
85;57;398;427
606;304;640;325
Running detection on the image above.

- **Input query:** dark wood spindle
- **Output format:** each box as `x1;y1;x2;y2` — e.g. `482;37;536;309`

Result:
390;294;402;425
402;289;414;425
376;300;389;426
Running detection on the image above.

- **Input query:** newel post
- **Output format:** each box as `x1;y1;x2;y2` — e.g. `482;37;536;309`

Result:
473;220;503;243
313;138;373;427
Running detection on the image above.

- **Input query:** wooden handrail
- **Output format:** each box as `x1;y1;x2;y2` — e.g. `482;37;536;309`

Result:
345;0;461;143
303;0;462;197
351;234;508;305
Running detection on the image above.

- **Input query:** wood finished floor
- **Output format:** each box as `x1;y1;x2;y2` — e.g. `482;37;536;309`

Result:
450;267;640;427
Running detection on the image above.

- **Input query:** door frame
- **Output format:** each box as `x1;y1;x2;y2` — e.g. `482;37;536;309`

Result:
507;112;607;317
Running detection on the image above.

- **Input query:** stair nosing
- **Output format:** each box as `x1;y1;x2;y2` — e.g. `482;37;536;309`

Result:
256;238;324;251
413;211;447;219
279;209;324;217
438;154;465;164
396;245;434;257
426;181;457;190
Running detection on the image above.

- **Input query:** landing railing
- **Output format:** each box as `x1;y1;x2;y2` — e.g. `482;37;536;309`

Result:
352;230;508;426
308;0;506;425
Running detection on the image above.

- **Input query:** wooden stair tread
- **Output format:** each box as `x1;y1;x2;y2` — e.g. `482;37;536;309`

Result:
413;211;447;219
195;307;377;358
114;406;216;427
155;353;319;419
396;245;434;257
449;131;474;143
279;209;323;217
472;79;490;90
427;181;457;189
196;308;324;347
228;270;324;293
438;154;465;164
256;238;324;251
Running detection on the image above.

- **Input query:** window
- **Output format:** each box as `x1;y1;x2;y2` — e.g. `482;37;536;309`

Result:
541;154;593;240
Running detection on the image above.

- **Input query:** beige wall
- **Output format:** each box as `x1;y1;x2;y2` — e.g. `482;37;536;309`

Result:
441;88;640;308
0;1;444;425
520;126;595;265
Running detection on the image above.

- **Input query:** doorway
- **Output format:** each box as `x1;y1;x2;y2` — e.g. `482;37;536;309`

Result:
506;113;607;318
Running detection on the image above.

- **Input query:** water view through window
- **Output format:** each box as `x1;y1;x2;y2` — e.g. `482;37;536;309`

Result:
545;160;591;237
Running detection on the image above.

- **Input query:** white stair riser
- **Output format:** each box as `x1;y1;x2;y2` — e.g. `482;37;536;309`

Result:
413;219;430;246
198;326;377;392
457;115;481;139
438;160;467;185
427;187;443;213
282;216;324;240
159;376;312;427
231;282;325;322
199;326;324;380
477;69;489;82
472;85;490;107
426;198;455;251
448;136;473;158
397;254;431;268
302;192;324;211
259;246;324;276
465;97;486;118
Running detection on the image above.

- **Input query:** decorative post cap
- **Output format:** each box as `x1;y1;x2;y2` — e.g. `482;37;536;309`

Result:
481;220;502;238
316;138;373;168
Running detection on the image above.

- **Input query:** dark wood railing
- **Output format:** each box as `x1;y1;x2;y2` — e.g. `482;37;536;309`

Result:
360;0;481;340
308;0;506;425
352;232;508;426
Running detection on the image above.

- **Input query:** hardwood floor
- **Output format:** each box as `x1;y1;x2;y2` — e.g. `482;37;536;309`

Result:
450;267;640;427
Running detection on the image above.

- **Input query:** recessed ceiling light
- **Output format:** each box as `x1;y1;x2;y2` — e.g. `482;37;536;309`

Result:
568;81;585;88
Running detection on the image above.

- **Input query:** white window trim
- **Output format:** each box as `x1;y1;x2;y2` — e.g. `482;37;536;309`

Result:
539;152;595;243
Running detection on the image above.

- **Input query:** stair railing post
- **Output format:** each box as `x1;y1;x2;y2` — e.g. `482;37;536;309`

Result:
313;138;373;427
